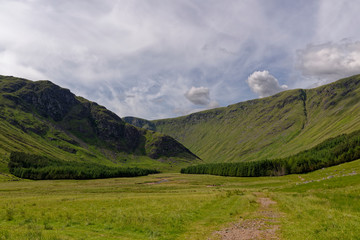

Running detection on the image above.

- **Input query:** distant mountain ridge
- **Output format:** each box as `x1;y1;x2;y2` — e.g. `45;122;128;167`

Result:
123;116;157;131
124;75;360;163
0;75;199;172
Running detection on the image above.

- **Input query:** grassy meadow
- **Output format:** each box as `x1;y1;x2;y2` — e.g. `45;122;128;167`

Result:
0;159;359;239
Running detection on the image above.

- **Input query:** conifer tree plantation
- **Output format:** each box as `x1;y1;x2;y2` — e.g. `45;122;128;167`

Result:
8;152;159;180
181;129;360;177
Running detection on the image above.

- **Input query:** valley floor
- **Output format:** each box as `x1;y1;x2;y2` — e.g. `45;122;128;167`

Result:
0;159;360;240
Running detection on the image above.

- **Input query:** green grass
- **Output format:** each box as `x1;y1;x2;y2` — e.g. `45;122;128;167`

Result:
274;176;360;239
0;159;359;239
0;175;258;240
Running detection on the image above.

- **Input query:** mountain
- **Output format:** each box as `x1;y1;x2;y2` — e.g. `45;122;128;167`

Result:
123;116;157;131
0;75;199;173
124;74;360;163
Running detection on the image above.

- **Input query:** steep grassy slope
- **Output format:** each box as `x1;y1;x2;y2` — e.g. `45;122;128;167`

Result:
125;75;360;163
181;128;360;176
0;76;199;172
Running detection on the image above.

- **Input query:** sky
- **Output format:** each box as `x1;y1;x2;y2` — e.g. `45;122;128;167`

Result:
1;0;360;120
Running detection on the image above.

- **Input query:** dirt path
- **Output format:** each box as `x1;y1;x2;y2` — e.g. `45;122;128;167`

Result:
143;178;169;185
210;194;282;240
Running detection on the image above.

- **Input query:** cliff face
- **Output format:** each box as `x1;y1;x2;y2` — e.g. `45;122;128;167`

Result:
0;75;199;165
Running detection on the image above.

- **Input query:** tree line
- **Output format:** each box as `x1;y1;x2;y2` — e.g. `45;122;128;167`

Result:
8;152;159;180
181;130;360;177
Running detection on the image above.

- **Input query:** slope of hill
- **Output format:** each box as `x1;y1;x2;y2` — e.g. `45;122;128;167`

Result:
181;128;360;177
0;75;199;173
124;75;360;163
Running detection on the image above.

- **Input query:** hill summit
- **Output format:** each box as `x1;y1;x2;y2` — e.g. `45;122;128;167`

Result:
0;75;199;172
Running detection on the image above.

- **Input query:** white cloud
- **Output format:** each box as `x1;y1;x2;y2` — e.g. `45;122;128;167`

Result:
0;50;48;80
315;1;360;42
247;71;288;98
0;0;263;120
208;100;220;108
185;86;210;105
296;40;360;82
181;86;219;114
1;0;360;119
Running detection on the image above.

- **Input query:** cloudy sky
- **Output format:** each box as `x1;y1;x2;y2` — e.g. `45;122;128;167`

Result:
1;0;360;119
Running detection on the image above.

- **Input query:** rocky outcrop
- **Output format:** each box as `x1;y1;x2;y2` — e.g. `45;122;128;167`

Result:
0;75;198;161
18;81;78;121
146;135;199;159
90;103;126;140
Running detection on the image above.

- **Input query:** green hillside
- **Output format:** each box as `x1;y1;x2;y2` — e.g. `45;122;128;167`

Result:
125;75;360;163
0;75;199;173
181;128;360;177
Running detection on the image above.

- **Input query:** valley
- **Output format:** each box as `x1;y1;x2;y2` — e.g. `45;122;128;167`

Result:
0;159;359;239
2;1;360;239
1;75;360;239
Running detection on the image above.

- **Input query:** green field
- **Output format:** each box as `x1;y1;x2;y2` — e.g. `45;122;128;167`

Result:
0;159;359;240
